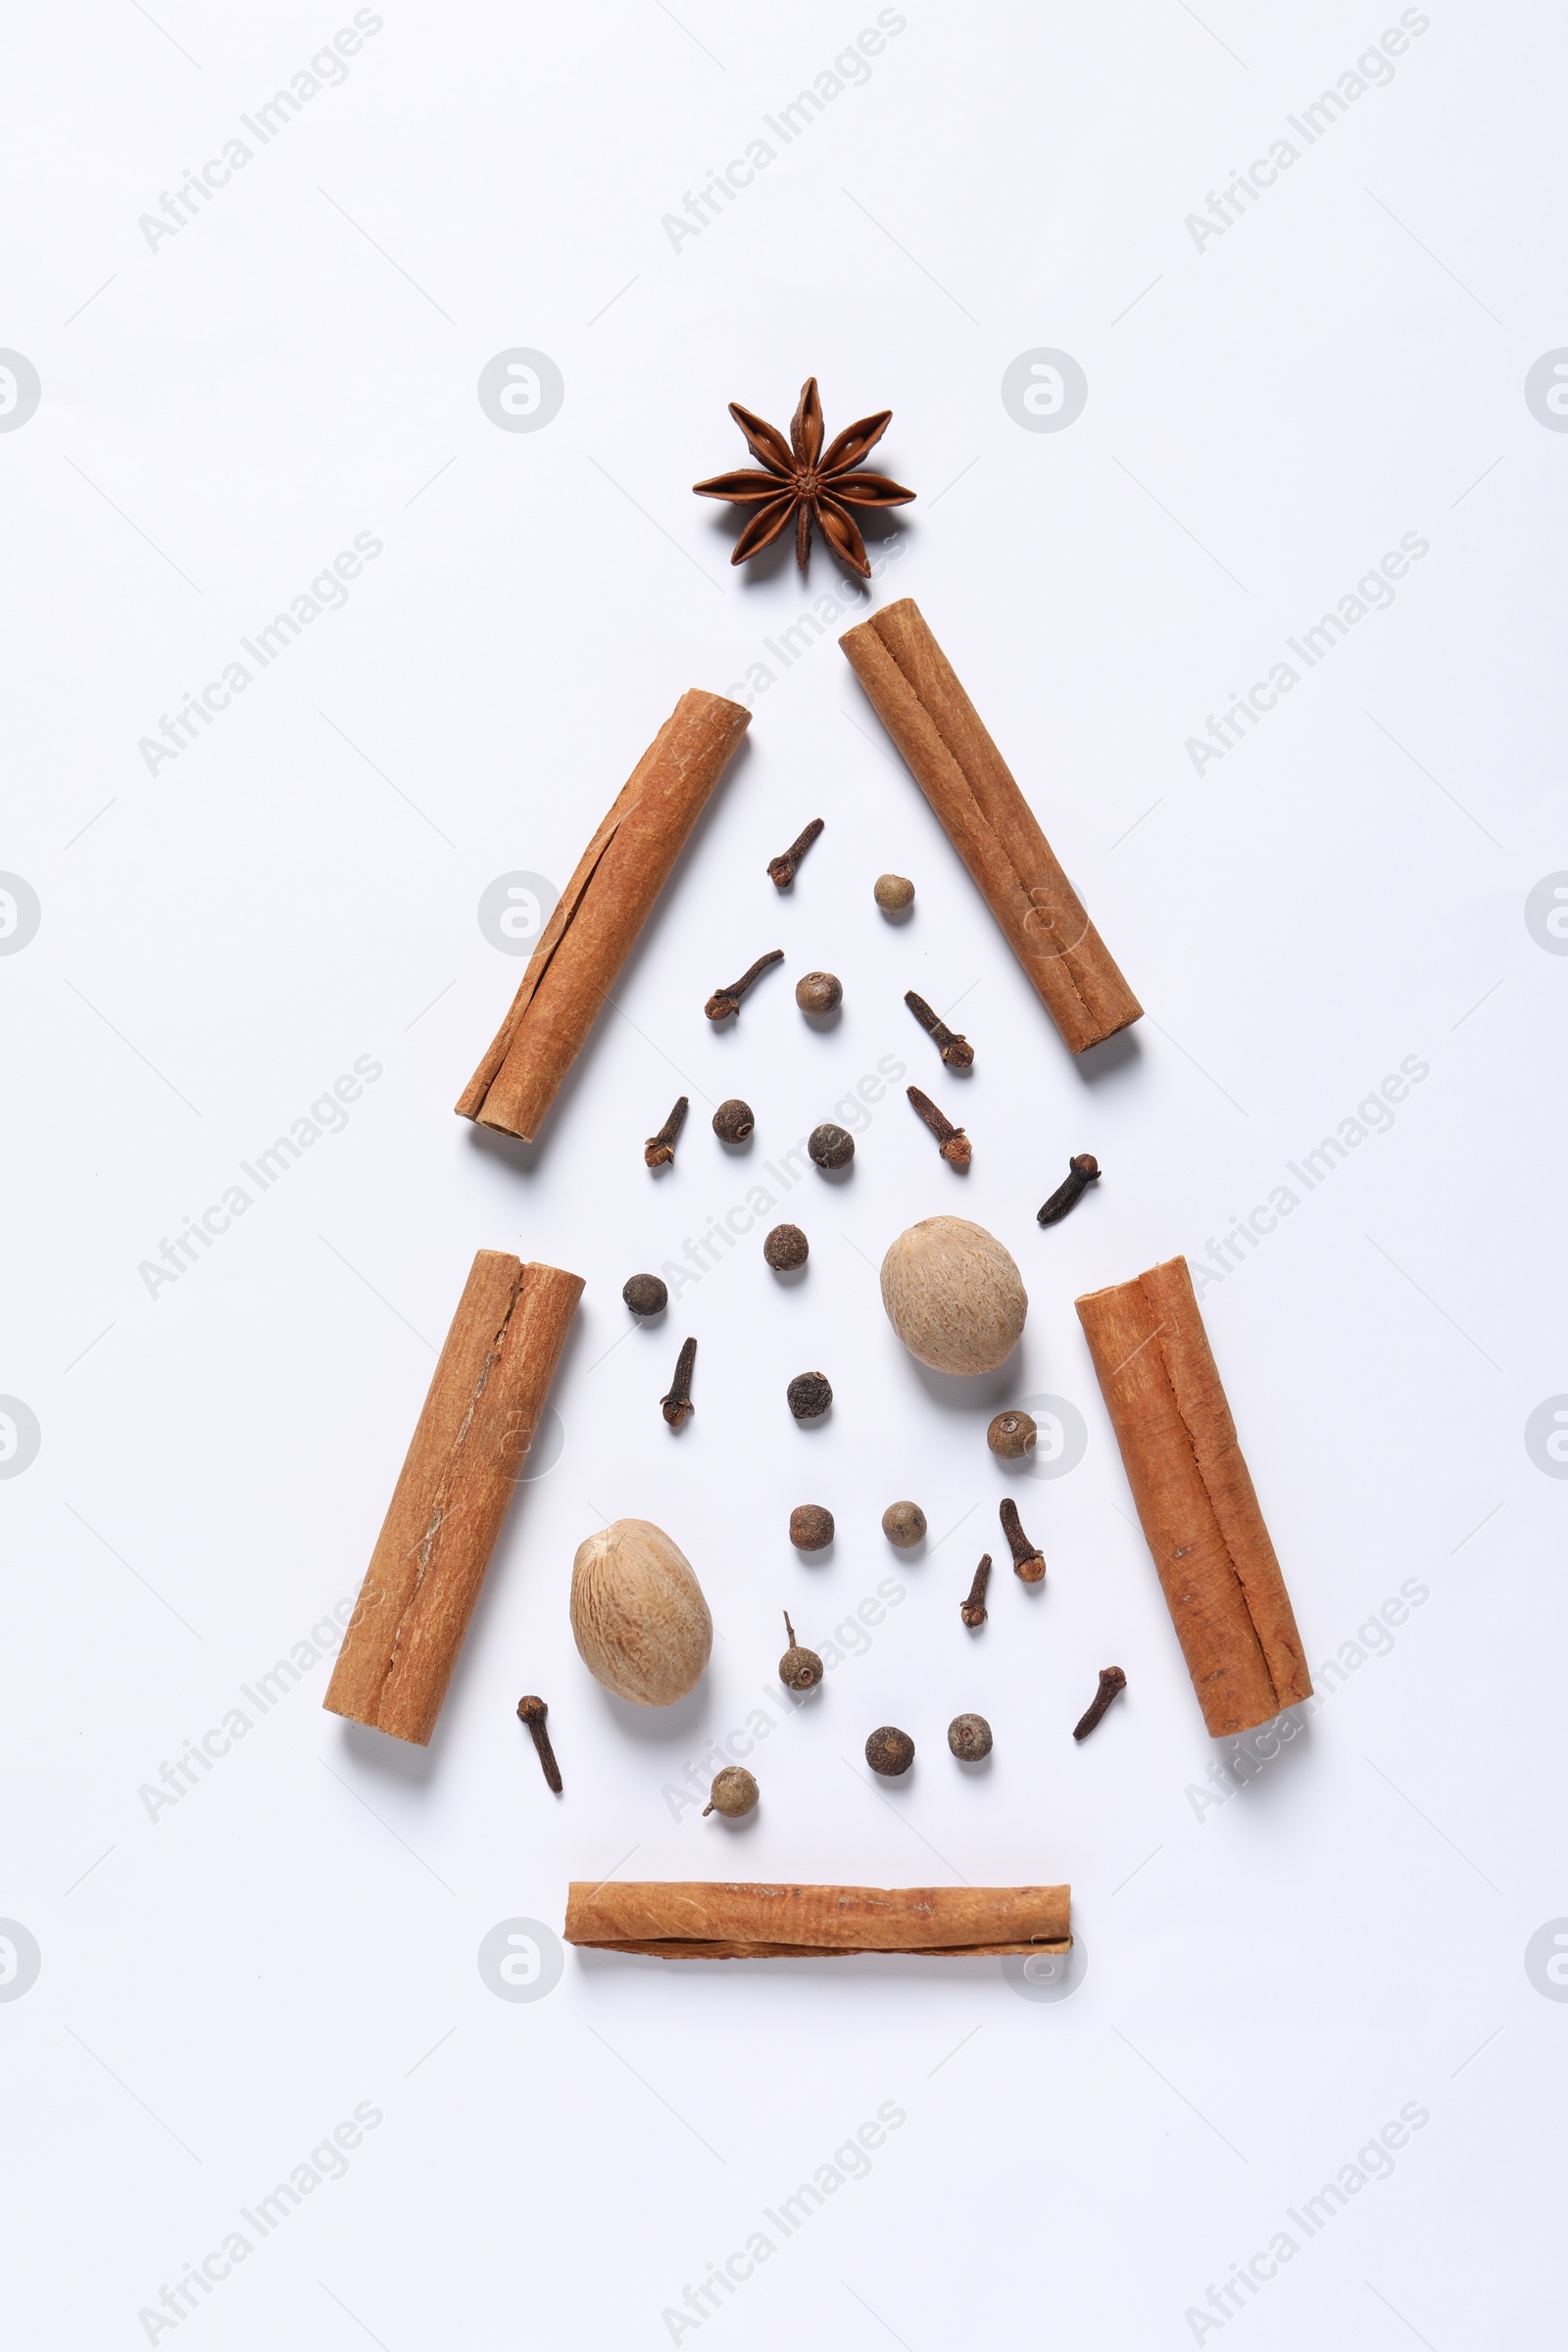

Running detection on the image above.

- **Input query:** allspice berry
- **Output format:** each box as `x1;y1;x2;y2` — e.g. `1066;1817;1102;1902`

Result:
881;1499;926;1548
948;1711;993;1762
796;970;843;1017
712;1097;755;1144
763;1223;808;1272
703;1765;759;1818
787;1370;833;1420
790;1503;835;1551
621;1273;667;1317
988;1410;1037;1460
874;873;914;914
809;1122;855;1170
778;1610;823;1691
865;1726;914;1777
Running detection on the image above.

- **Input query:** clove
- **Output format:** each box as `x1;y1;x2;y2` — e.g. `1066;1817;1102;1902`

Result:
766;817;824;890
516;1694;563;1792
661;1335;697;1428
1000;1497;1045;1584
905;990;974;1069
1037;1152;1101;1226
906;1085;971;1167
960;1552;992;1628
645;1095;689;1168
706;949;783;1022
1072;1666;1127;1740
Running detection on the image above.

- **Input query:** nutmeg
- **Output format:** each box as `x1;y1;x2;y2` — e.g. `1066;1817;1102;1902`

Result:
569;1518;712;1706
880;1216;1027;1375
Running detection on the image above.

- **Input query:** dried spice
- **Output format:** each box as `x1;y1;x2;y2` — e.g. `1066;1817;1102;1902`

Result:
712;1098;755;1143
662;1336;697;1429
882;1499;926;1549
704;1766;759;1818
947;1712;992;1762
1038;1153;1101;1227
808;1122;854;1170
564;1879;1071;1959
874;873;914;914
865;1725;914;1777
905;990;973;1069
1000;1496;1045;1584
906;1085;970;1167
960;1553;992;1627
570;1519;711;1705
706;949;783;1023
988;1410;1036;1459
516;1694;563;1793
763;1223;808;1271
622;1273;667;1318
778;1611;824;1691
796;970;843;1017
693;377;915;576
881;1217;1027;1375
789;1504;835;1551
645;1095;688;1168
1072;1667;1127;1741
767;817;824;890
787;1370;833;1420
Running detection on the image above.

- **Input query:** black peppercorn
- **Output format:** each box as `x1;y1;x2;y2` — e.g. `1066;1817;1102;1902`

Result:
621;1272;668;1317
712;1098;755;1144
789;1503;835;1550
787;1371;833;1420
865;1725;914;1777
808;1122;854;1170
763;1223;808;1271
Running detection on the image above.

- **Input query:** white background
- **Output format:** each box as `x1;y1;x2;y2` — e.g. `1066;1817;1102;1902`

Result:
4;2;1567;2344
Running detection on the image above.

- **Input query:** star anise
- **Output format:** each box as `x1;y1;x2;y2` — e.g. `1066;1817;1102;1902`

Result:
693;377;914;577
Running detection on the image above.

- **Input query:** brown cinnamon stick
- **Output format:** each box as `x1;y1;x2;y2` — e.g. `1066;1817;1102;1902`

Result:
458;689;750;1141
563;1880;1070;1959
840;600;1141;1054
1076;1255;1310;1736
324;1250;583;1745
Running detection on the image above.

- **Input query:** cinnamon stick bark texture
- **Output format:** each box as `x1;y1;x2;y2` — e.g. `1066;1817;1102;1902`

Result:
839;600;1141;1054
1076;1255;1310;1737
324;1250;583;1746
564;1881;1070;1959
458;689;750;1141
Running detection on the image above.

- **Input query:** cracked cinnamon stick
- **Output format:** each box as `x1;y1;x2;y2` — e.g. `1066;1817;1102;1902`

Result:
840;600;1141;1054
1076;1254;1310;1737
564;1881;1070;1959
324;1250;583;1745
458;689;750;1141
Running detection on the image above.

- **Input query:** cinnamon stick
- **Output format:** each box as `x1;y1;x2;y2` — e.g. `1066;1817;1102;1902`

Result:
839;599;1141;1054
563;1881;1070;1959
458;689;750;1141
324;1250;583;1745
1076;1255;1310;1736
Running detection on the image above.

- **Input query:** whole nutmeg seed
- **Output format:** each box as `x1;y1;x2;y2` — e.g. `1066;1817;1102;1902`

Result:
796;970;843;1017
621;1272;668;1318
703;1765;759;1818
874;872;914;914
881;1499;927;1549
988;1410;1037;1459
865;1725;914;1777
569;1518;712;1706
787;1370;833;1420
763;1223;808;1272
778;1610;823;1691
948;1711;993;1762
880;1215;1028;1375
809;1122;855;1171
789;1503;835;1551
712;1097;755;1144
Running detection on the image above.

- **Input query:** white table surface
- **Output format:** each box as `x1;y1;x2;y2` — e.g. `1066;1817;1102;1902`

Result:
4;3;1565;2344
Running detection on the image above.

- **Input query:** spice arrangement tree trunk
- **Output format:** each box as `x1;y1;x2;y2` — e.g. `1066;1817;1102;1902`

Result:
458;688;750;1142
1076;1254;1310;1737
564;1880;1071;1958
324;1250;583;1746
840;599;1141;1054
